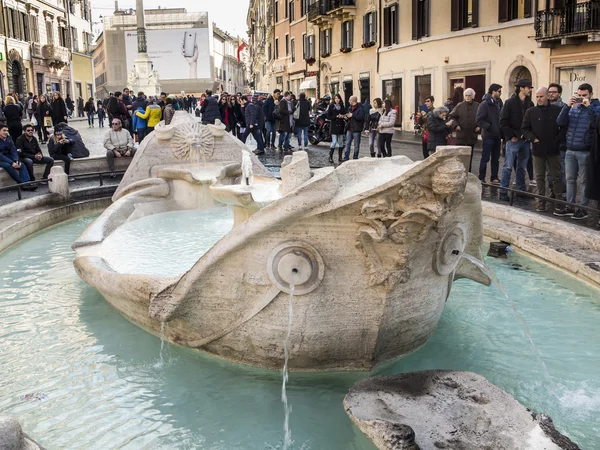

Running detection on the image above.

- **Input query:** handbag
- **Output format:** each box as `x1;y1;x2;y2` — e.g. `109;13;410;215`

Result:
43;116;53;127
31;116;38;127
293;106;300;120
423;129;428;144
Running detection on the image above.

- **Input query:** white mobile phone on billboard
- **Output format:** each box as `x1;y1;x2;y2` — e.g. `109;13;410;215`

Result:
183;32;196;57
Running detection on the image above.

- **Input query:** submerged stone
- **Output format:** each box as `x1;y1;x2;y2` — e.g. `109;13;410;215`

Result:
344;370;580;450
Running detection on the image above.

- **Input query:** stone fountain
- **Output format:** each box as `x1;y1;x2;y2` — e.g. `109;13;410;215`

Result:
72;111;491;371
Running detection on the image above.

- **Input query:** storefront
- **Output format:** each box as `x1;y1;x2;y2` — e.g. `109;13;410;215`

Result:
358;72;370;104
382;77;402;126
414;74;431;112
558;65;596;97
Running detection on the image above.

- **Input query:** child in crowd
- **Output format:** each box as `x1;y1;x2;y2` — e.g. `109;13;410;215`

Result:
97;105;106;128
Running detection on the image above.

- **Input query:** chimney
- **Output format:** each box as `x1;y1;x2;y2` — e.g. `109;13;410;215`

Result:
114;1;119;12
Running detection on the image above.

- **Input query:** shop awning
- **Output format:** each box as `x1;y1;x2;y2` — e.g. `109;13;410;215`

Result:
299;79;317;90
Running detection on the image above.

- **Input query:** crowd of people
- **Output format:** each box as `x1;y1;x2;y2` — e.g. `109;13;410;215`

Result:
415;80;600;225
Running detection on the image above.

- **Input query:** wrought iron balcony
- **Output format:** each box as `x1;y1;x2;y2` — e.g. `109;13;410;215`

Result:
535;1;600;43
307;0;332;26
327;0;356;20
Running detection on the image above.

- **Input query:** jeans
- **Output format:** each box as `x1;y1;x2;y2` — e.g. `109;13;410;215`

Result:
330;134;344;149
479;138;501;181
377;133;393;157
21;156;54;180
368;130;378;155
344;131;362;160
265;121;276;147
242;126;265;151
137;128;147;143
0;161;30;183
296;126;309;148
87;112;95;125
278;131;291;149
500;139;530;194
565;150;590;206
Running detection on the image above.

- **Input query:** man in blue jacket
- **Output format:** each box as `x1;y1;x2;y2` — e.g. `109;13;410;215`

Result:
200;89;221;125
556;82;600;219
0;123;33;187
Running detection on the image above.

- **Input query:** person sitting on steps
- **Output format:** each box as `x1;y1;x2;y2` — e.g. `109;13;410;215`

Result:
103;117;135;178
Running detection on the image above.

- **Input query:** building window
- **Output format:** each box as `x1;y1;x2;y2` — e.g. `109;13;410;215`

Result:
363;11;377;45
320;28;331;56
383;4;398;46
303;34;315;59
21;13;30;41
276;76;283;89
451;0;478;30
275;1;279;22
289;0;294;21
275;37;280;58
301;0;308;17
412;0;430;40
46;21;54;45
69;0;75;14
268;43;272;61
285;0;289;18
341;20;353;49
71;27;78;51
87;83;93;98
498;0;531;22
75;82;82;99
285;34;289;56
8;9;18;39
291;38;296;63
30;16;39;42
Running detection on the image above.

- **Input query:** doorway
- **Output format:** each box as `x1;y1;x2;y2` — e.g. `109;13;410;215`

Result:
449;74;485;103
343;79;353;105
414;74;431;112
359;77;370;104
382;78;402;126
508;65;532;95
11;61;23;95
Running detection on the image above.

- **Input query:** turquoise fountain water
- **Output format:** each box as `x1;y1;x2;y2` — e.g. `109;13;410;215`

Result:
1;215;599;449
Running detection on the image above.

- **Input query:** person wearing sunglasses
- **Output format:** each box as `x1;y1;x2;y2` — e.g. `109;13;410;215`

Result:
16;124;54;183
103;118;135;178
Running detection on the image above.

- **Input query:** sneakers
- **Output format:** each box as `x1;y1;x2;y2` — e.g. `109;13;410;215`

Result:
572;209;588;220
109;172;117;179
252;150;265;155
553;207;574;217
529;179;537;186
535;203;546;212
491;178;500;185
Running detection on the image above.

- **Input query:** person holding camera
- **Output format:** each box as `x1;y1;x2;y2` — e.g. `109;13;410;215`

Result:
556;82;600;219
48;126;75;180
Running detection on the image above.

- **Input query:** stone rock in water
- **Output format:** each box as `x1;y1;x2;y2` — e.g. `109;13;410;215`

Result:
344;370;580;450
0;414;44;450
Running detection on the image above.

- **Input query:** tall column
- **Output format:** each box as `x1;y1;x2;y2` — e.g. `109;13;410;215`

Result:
136;0;147;54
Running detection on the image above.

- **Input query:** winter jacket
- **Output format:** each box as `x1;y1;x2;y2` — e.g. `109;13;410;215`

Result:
200;96;221;124
327;103;346;135
346;103;365;133
294;99;311;127
278;98;293;133
132;107;148;130
427;114;449;151
15;135;43;159
263;96;276;122
476;94;503;140
103;128;134;152
136;105;162;128
3;104;23;128
556;99;600;152
500;93;534;140
48;135;72;157
60;126;90;158
256;100;265;128
377;109;397;135
51;98;69;125
0;136;18;163
35;101;53;125
84;100;96;114
245;102;260;127
449;100;479;145
522;104;564;157
367;107;383;131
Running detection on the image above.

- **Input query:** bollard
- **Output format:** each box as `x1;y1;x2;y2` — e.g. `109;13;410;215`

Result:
48;165;70;200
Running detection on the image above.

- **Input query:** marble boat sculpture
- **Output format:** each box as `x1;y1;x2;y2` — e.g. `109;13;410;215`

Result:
73;112;491;371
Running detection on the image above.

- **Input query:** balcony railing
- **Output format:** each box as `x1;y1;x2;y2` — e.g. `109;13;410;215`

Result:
535;0;600;40
42;45;71;64
307;1;329;24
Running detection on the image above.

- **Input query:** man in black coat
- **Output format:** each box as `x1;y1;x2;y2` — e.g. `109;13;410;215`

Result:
476;83;503;183
498;79;534;200
200;89;221;125
343;96;365;160
522;87;567;214
242;95;265;154
277;92;293;151
16;124;54;182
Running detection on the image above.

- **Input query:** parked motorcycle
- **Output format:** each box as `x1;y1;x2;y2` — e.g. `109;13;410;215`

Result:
308;110;332;145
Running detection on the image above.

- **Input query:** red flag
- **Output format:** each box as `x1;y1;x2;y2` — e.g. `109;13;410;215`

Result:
237;42;247;62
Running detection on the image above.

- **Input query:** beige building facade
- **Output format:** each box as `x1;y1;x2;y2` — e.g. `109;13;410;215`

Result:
248;0;558;129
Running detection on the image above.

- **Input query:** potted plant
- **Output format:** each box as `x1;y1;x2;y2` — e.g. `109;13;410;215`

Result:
361;41;376;48
340;47;352;53
305;57;316;65
321;52;330;58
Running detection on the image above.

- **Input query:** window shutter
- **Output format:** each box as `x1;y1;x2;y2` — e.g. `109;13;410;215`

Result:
451;0;460;31
384;7;390;46
498;0;509;22
341;22;345;48
471;0;479;28
411;0;418;40
423;0;430;37
524;0;532;18
363;15;368;44
350;20;354;47
372;12;377;43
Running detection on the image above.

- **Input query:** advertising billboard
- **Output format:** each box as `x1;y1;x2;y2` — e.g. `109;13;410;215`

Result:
124;28;211;80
